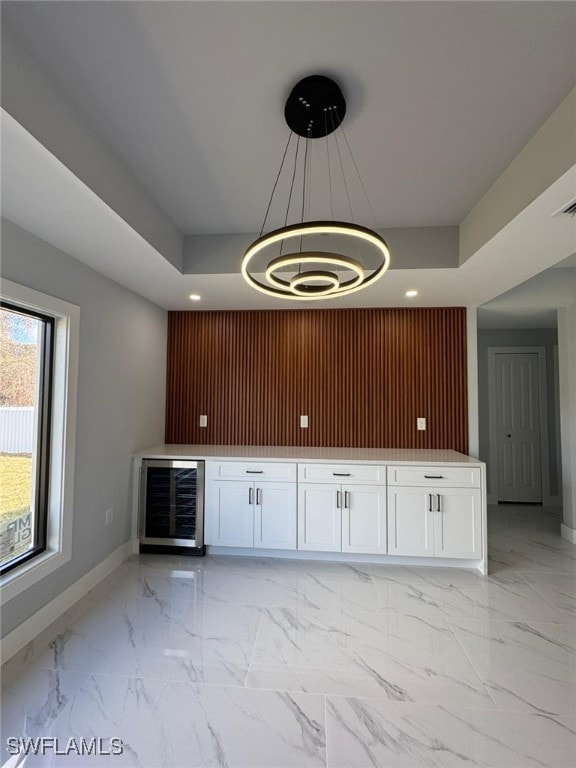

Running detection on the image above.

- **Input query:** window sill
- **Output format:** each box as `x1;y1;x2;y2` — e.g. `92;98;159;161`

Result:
0;545;71;602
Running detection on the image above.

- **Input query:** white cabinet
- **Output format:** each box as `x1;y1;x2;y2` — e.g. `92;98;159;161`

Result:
207;462;296;549
342;485;387;555
434;488;482;559
297;484;342;552
298;477;387;554
387;467;483;560
211;481;254;547
202;457;484;566
254;482;297;550
387;487;434;557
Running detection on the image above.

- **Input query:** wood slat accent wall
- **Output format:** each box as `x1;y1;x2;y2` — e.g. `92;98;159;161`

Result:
166;308;468;452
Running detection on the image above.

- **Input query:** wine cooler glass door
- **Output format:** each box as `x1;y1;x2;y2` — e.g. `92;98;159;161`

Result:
140;460;204;548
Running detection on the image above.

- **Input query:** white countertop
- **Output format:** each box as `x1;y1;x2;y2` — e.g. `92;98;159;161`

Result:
133;444;483;466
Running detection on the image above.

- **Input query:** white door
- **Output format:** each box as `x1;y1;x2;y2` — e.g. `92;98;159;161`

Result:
210;481;254;547
254;482;297;550
434;488;482;559
342;485;387;554
387;487;434;557
297;484;341;552
494;352;542;503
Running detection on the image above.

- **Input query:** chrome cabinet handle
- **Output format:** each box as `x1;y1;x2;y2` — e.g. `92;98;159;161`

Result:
424;475;443;479
344;491;351;508
437;493;441;512
249;486;254;505
333;472;351;477
428;493;433;512
337;490;342;508
246;470;263;474
256;488;262;505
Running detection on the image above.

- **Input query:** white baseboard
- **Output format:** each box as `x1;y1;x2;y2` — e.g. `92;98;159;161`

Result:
561;524;576;544
207;546;486;573
1;540;133;665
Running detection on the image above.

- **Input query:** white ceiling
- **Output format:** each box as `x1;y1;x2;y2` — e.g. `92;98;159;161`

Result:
3;110;575;313
1;1;575;320
478;265;576;329
3;0;575;234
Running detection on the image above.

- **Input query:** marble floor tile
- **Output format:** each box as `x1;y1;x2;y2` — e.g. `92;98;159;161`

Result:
2;503;574;768
195;569;382;611
207;554;373;581
449;618;576;715
326;696;576;767
6;674;326;767
1;667;88;749
519;572;576;619
372;569;567;622
92;560;206;602
488;535;576;574
246;607;494;708
27;594;262;686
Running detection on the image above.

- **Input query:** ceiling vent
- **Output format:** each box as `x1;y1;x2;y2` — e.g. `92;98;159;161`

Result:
553;199;576;216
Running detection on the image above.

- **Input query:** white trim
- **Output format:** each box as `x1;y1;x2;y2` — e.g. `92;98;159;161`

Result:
0;279;79;602
0;540;132;664
561;524;576;545
551;344;563;507
207;546;486;573
487;346;550;505
466;308;479;458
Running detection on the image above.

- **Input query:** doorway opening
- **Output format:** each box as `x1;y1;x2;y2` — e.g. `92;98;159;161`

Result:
477;328;562;519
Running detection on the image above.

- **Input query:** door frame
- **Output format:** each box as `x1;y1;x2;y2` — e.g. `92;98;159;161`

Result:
487;347;550;505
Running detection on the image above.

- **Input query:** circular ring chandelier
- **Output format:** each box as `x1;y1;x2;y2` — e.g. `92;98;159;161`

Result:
241;75;390;301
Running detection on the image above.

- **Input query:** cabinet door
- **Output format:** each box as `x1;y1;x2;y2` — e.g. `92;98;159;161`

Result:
254;482;297;550
297;484;342;552
434;488;482;559
342;485;387;554
387;487;434;557
210;481;254;547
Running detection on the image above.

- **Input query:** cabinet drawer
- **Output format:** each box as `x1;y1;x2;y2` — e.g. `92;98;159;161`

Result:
298;463;386;485
213;461;296;482
387;465;481;488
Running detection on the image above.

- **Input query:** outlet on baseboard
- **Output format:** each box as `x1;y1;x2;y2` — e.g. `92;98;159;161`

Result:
417;417;426;431
105;508;114;526
199;414;208;427
300;415;309;428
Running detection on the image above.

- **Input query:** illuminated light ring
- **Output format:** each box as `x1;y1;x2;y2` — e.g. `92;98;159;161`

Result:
242;221;390;300
266;252;363;293
289;271;340;296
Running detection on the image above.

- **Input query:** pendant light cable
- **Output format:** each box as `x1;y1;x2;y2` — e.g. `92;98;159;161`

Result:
259;131;293;237
335;107;379;229
330;110;354;223
280;135;301;256
325;111;334;219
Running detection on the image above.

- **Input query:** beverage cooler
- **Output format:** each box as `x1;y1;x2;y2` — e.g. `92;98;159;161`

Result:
139;459;205;555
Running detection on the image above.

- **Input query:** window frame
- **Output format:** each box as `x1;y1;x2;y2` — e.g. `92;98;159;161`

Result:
0;280;79;602
0;301;55;574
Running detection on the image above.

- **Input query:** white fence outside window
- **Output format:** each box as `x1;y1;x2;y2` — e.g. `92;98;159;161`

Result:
0;406;34;454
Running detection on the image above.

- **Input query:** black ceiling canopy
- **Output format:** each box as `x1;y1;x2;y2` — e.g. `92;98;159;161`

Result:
284;75;346;139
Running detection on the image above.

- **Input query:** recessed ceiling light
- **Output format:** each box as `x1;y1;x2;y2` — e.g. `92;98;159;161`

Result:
189;294;201;301
405;290;418;298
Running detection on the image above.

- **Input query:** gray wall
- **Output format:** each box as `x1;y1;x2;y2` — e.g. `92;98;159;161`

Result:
1;27;183;270
1;219;167;637
558;303;576;532
477;328;560;500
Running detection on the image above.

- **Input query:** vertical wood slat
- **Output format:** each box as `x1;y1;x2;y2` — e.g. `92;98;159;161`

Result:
165;308;468;452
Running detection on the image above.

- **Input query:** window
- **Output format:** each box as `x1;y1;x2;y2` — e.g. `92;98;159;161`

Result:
0;302;54;573
0;280;79;602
